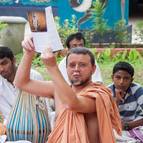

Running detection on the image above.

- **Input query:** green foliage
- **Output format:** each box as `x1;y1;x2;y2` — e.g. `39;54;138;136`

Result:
32;54;44;67
112;50;127;62
127;49;142;64
114;19;129;43
16;48;143;67
15;52;23;64
96;48;142;64
135;20;143;43
0;22;7;39
91;0;105;18
96;48;111;63
29;54;64;68
56;55;64;64
55;15;78;47
90;0;110;36
0;22;7;31
15;53;44;68
89;0;129;44
91;48;97;57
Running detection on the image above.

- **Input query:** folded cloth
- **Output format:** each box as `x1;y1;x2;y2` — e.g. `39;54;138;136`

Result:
0;135;7;143
0;135;32;143
48;82;122;143
113;129;138;143
6;91;50;143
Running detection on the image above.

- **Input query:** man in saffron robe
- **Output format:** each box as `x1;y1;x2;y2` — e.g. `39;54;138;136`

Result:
14;38;122;143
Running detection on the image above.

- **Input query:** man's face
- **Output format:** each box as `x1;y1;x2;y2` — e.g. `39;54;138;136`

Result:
0;57;15;80
67;53;95;86
112;70;133;92
69;39;84;48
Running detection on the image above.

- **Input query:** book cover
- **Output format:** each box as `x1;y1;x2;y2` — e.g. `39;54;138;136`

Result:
27;6;64;53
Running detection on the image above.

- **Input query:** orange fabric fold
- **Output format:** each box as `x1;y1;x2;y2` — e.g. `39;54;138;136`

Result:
80;83;122;143
48;83;122;143
48;109;90;143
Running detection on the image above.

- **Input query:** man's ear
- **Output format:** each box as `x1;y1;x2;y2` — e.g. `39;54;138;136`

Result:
12;57;16;65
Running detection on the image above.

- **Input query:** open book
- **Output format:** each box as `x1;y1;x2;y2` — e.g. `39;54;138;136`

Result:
27;6;64;53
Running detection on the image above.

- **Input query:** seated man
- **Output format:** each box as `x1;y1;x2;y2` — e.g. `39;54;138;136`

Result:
0;46;50;142
58;32;103;84
14;37;122;143
109;61;143;142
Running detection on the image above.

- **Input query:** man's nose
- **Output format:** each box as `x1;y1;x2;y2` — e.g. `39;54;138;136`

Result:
119;78;124;84
74;64;80;70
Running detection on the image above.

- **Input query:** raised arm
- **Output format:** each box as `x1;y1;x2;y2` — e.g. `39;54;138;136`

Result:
14;38;54;98
41;49;96;113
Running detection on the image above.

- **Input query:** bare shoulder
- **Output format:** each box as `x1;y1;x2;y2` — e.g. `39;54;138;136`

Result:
75;95;96;113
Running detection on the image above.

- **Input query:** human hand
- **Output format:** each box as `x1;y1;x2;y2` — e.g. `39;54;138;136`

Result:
115;88;125;103
0;123;6;135
41;48;57;68
122;121;131;130
21;36;35;56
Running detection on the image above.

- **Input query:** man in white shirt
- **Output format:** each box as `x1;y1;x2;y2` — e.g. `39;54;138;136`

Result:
0;46;50;142
58;32;103;84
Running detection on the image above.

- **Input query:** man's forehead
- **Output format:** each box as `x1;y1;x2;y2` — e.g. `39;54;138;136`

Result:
71;38;83;42
67;53;90;62
70;39;84;44
68;53;87;57
0;57;10;63
114;70;131;77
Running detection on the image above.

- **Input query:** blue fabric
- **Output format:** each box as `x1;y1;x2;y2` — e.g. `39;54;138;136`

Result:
109;83;143;122
6;91;50;143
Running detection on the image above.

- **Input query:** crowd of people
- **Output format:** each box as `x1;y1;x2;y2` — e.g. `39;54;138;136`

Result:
0;32;143;143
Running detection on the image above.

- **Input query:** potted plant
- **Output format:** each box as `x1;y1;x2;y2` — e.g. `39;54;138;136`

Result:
89;0;132;47
90;0;110;45
114;19;132;47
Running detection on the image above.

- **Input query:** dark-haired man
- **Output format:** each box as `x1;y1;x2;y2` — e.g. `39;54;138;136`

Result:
0;46;50;142
109;61;143;142
0;46;20;120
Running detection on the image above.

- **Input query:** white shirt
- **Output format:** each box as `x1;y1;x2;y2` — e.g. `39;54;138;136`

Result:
58;57;103;84
0;69;43;120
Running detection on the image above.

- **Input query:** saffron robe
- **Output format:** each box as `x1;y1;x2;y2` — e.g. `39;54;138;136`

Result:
48;83;122;143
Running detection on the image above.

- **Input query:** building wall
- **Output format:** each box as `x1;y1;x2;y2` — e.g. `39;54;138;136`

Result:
0;0;129;30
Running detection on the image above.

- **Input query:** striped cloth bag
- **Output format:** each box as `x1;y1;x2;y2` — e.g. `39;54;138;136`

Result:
6;91;50;143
